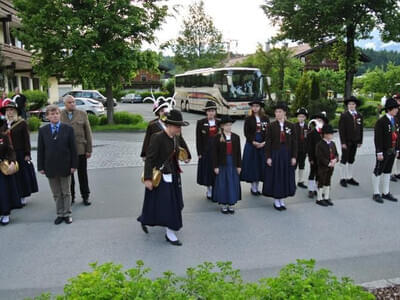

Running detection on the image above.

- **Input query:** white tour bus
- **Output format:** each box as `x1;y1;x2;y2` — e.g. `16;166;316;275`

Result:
175;67;265;116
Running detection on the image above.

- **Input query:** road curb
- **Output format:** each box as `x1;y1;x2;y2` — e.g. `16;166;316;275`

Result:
360;277;400;290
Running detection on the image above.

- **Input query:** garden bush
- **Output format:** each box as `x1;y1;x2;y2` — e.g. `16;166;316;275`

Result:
113;112;144;125
24;90;48;110
99;115;108;126
359;104;379;118
88;114;100;127
27;116;41;132
31;259;374;299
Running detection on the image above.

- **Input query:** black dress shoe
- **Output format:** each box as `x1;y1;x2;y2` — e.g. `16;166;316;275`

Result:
297;182;307;189
273;204;282;211
250;189;260;196
54;217;64;225
390;175;397;182
228;207;235;214
340;179;348;187
325;199;334;206
221;207;229;214
395;174;400;180
206;195;212;200
165;235;182;246
280;205;287;210
308;191;314;199
372;194;384;203
141;224;149;234
316;200;329;206
64;216;72;224
347;178;359;186
382;193;398;202
83;199;92;206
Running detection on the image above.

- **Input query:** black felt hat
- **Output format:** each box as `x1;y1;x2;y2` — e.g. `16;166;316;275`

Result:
164;109;189;126
248;100;265;107
295;107;308;117
273;101;288;112
219;115;235;124
204;101;217;111
344;96;361;106
310;112;329;124
0;101;20;115
321;124;337;134
384;97;399;112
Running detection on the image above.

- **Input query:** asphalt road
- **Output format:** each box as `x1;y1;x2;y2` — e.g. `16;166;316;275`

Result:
1;103;399;299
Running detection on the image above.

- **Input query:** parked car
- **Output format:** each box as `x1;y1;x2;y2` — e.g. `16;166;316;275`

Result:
60;90;117;107
29;98;105;122
121;93;143;103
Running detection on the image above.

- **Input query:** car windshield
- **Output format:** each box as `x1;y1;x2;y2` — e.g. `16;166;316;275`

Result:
219;70;264;102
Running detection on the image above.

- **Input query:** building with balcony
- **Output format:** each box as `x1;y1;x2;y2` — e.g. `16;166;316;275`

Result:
0;0;80;102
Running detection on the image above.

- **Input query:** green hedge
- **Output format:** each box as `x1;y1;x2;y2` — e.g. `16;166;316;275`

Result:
8;90;48;110
88;114;100;127
27;116;41;132
31;259;373;299
113;111;144;125
140;91;169;99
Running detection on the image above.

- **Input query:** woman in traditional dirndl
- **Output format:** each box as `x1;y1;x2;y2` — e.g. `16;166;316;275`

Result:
0;101;38;207
262;102;297;211
196;101;219;199
212;115;242;214
241;100;269;195
0;123;20;225
138;109;191;246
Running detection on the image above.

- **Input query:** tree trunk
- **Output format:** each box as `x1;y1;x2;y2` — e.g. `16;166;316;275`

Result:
344;25;356;99
106;83;114;125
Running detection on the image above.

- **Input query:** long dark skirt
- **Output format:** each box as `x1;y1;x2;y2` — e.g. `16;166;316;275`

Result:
197;137;216;186
15;150;39;198
213;155;241;205
137;174;184;231
0;172;20;215
241;132;265;182
262;146;296;199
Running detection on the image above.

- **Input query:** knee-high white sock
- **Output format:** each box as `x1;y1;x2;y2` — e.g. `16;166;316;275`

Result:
341;163;347;180
317;188;323;201
279;199;285;207
382;174;391;195
372;174;381;195
21;197;26;205
166;227;178;242
347;164;353;180
251;182;259;192
274;199;281;207
298;169;304;183
207;186;212;197
323;186;330;199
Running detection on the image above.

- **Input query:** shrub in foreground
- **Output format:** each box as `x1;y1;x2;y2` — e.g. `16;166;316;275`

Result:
31;259;373;299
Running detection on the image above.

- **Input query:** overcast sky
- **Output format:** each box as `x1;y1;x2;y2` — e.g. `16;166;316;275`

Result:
145;0;278;55
144;0;400;55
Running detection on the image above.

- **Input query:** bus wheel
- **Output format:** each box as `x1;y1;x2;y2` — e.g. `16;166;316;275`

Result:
180;101;185;112
185;101;189;112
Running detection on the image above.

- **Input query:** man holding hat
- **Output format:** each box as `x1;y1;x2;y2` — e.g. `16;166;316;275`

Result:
372;97;399;203
196;101;220;199
138;109;191;246
338;96;363;187
294;107;309;189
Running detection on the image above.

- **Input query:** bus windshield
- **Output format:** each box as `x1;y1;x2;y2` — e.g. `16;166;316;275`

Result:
218;70;263;102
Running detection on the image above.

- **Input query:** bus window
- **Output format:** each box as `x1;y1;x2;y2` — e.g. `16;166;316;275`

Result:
219;70;263;101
